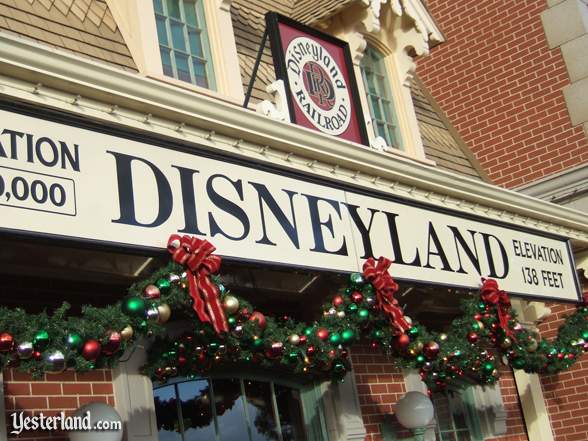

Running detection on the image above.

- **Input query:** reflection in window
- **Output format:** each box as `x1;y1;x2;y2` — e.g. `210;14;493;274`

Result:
153;0;215;89
154;378;309;441
432;389;482;441
360;46;402;149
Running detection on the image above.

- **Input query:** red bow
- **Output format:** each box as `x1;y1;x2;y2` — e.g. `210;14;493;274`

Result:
167;234;228;334
481;278;513;338
583;291;588;305
363;257;410;334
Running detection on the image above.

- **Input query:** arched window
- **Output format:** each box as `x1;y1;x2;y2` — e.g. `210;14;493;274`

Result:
153;373;327;441
360;46;403;149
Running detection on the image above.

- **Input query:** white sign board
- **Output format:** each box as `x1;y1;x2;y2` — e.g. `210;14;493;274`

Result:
0;109;581;301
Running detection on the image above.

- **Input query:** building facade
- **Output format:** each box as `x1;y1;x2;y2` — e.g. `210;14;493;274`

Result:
0;1;586;441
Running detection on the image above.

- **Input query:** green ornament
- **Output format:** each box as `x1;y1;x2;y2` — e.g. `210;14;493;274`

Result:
217;284;226;294
408;326;419;338
288;351;299;362
342;329;354;342
208;342;219;355
362;284;374;295
304;327;314;337
139;320;148;329
350;273;364;285
66;333;83;350
472;321;482;331
156;278;171;292
358;309;369;320
416;354;426;365
329;333;341;344
373;329;384;340
123;296;146;317
228;316;237;326
582;330;588;340
512;358;526;369
333;362;346;374
33;330;49;350
478;302;487;312
580;307;588;314
483;362;494;372
253;338;264;350
347;303;358;313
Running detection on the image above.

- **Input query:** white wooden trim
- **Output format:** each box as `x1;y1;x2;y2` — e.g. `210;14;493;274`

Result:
0;33;586;243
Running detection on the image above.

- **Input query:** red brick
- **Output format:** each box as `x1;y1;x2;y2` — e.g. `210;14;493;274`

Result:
31;383;62;395
48;396;78;409
4;383;31;395
62;383;92;395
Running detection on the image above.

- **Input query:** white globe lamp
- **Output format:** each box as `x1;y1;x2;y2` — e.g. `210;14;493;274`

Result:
68;402;123;441
395;391;434;440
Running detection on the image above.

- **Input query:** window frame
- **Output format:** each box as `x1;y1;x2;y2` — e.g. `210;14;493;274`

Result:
360;45;404;150
431;387;484;441
152;370;329;441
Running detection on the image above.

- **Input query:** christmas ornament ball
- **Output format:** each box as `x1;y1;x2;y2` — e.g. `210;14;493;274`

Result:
17;341;34;359
120;325;134;341
222;296;240;315
33;330;50;350
123;296;146;317
82;339;102;361
288;334;301;346
249;311;266;329
143;284;161;299
0;332;15;352
157;304;172;324
423;341;440;359
316;328;329;340
45;350;66;373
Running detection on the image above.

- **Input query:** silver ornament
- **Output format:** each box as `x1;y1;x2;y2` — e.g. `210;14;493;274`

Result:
328;307;337;316
146;306;160;321
169;274;181;284
45;350;66;373
17;341;34;359
337;311;346;318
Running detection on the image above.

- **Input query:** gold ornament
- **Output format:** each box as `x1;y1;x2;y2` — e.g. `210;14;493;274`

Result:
157;304;172;324
439;333;448;342
288;334;301;345
500;337;512;349
120;325;134;341
222;296;240;315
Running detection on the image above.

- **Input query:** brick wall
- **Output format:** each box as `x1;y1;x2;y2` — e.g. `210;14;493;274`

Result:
417;0;588;188
3;369;115;441
538;303;588;441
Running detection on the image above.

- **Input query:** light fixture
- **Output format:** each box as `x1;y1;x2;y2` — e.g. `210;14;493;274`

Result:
394;391;434;441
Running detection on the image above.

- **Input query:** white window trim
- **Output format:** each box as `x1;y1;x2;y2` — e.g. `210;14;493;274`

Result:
106;0;244;104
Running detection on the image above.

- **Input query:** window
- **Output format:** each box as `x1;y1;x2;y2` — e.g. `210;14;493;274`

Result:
432;388;483;441
153;375;327;441
360;46;403;149
153;0;216;89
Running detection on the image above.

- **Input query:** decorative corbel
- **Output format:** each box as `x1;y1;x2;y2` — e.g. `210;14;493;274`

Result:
217;0;232;12
255;80;290;122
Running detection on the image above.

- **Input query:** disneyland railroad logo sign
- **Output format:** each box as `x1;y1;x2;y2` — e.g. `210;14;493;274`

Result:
266;12;370;145
285;36;351;135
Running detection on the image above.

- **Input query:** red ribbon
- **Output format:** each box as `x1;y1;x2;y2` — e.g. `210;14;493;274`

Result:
362;257;411;334
583;291;588;305
167;234;228;334
481;278;513;338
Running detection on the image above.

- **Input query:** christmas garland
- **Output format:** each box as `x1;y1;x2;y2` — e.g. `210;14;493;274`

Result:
0;234;587;393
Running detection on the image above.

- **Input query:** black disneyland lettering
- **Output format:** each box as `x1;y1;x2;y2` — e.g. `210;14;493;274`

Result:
0;129;80;171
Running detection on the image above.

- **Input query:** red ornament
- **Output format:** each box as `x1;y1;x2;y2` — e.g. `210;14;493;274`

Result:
266;342;284;359
316;328;329;340
333;296;344;307
178;355;188;366
328;349;337;359
307;345;316;356
351;292;363;303
33;351;42;361
423;341;440;359
396;333;411;350
340;348;349;358
467;332;479;344
299;335;307;344
474;313;482;321
143;284;161;299
102;332;122;356
370;341;379;349
81;339;102;361
240;308;251;319
0;333;14;352
248;311;266;329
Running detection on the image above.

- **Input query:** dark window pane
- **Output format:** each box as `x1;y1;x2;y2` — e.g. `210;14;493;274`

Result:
188;29;203;57
275;384;307;441
160;47;174;77
244;380;278;441
156;15;168;46
178;380;217;441
154;385;182;441
171;21;186;51
166;0;181;19
185;2;198;26
193;60;208;87
176;52;191;82
212;378;249;441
